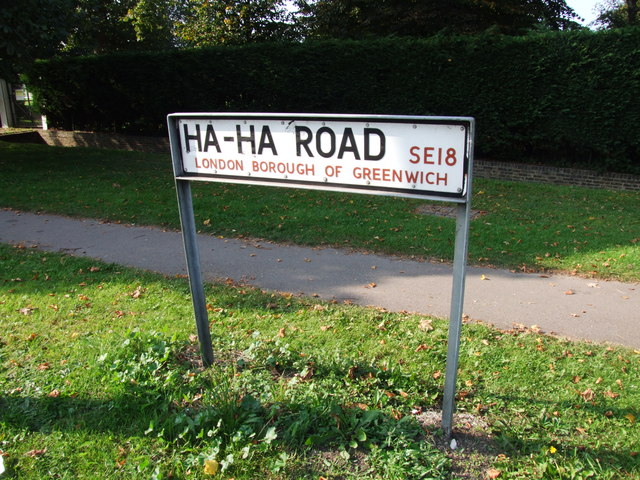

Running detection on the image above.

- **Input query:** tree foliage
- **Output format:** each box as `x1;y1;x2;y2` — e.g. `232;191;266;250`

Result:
175;0;296;47
0;0;74;79
595;0;638;28
295;0;581;38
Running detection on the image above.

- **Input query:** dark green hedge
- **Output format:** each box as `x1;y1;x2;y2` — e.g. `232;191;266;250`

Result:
25;29;640;173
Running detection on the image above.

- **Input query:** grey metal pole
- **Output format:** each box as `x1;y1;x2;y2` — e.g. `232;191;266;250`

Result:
175;179;215;367
441;201;471;438
442;122;475;439
168;116;214;367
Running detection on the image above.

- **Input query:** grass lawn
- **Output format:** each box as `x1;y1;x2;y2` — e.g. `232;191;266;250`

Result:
0;141;639;282
1;244;638;479
0;141;639;478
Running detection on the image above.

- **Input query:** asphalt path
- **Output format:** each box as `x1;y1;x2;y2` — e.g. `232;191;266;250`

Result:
1;209;638;348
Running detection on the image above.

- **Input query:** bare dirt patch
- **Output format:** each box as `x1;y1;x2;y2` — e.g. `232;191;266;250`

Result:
415;204;485;220
417;410;502;480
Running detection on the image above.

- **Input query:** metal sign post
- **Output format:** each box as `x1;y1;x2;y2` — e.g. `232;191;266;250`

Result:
167;113;474;435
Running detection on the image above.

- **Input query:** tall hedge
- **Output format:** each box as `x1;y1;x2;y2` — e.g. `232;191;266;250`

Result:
25;29;640;173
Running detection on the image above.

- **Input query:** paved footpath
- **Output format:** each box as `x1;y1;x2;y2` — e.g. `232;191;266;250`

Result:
1;209;638;348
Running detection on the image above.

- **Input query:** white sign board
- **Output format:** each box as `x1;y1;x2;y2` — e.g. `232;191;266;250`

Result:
170;114;472;201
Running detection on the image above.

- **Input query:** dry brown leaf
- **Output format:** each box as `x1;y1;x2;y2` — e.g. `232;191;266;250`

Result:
580;388;595;402
564;290;575;295
131;286;143;298
278;328;286;338
487;468;502;479
418;318;433;331
48;389;60;398
24;448;47;457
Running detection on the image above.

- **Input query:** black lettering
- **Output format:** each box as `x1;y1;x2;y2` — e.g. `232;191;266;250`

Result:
183;123;202;153
295;126;313;157
364;128;385;161
236;125;256;154
203;124;221;153
258;125;278;155
337;127;361;160
316;126;336;158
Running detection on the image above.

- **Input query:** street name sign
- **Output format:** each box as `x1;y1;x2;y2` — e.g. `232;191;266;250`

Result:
168;113;475;438
171;113;471;201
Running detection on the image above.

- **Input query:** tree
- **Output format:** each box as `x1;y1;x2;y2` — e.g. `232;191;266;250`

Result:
175;0;297;47
595;0;638;28
0;0;74;79
63;0;141;54
294;0;581;39
124;0;181;50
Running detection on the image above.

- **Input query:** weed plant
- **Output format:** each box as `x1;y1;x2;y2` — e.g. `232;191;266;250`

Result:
1;244;638;478
0;142;638;281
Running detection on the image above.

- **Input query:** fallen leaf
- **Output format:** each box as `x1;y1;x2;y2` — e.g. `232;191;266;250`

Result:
564;290;575;295
624;413;636;424
481;274;490;281
418;318;433;331
415;344;429;352
603;390;619;399
365;282;377;288
24;448;47;457
48;389;60;398
278;328;286;338
580;388;595;402
487;468;502;479
89;266;101;272
38;363;50;371
204;459;219;475
131;286;143;298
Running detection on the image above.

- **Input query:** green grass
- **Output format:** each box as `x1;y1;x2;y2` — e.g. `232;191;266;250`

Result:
1;244;638;479
0;142;639;281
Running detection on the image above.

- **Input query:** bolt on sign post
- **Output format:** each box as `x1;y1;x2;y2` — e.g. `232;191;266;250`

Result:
168;113;475;437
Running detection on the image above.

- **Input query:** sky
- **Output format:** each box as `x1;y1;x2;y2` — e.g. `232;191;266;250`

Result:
565;0;604;25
